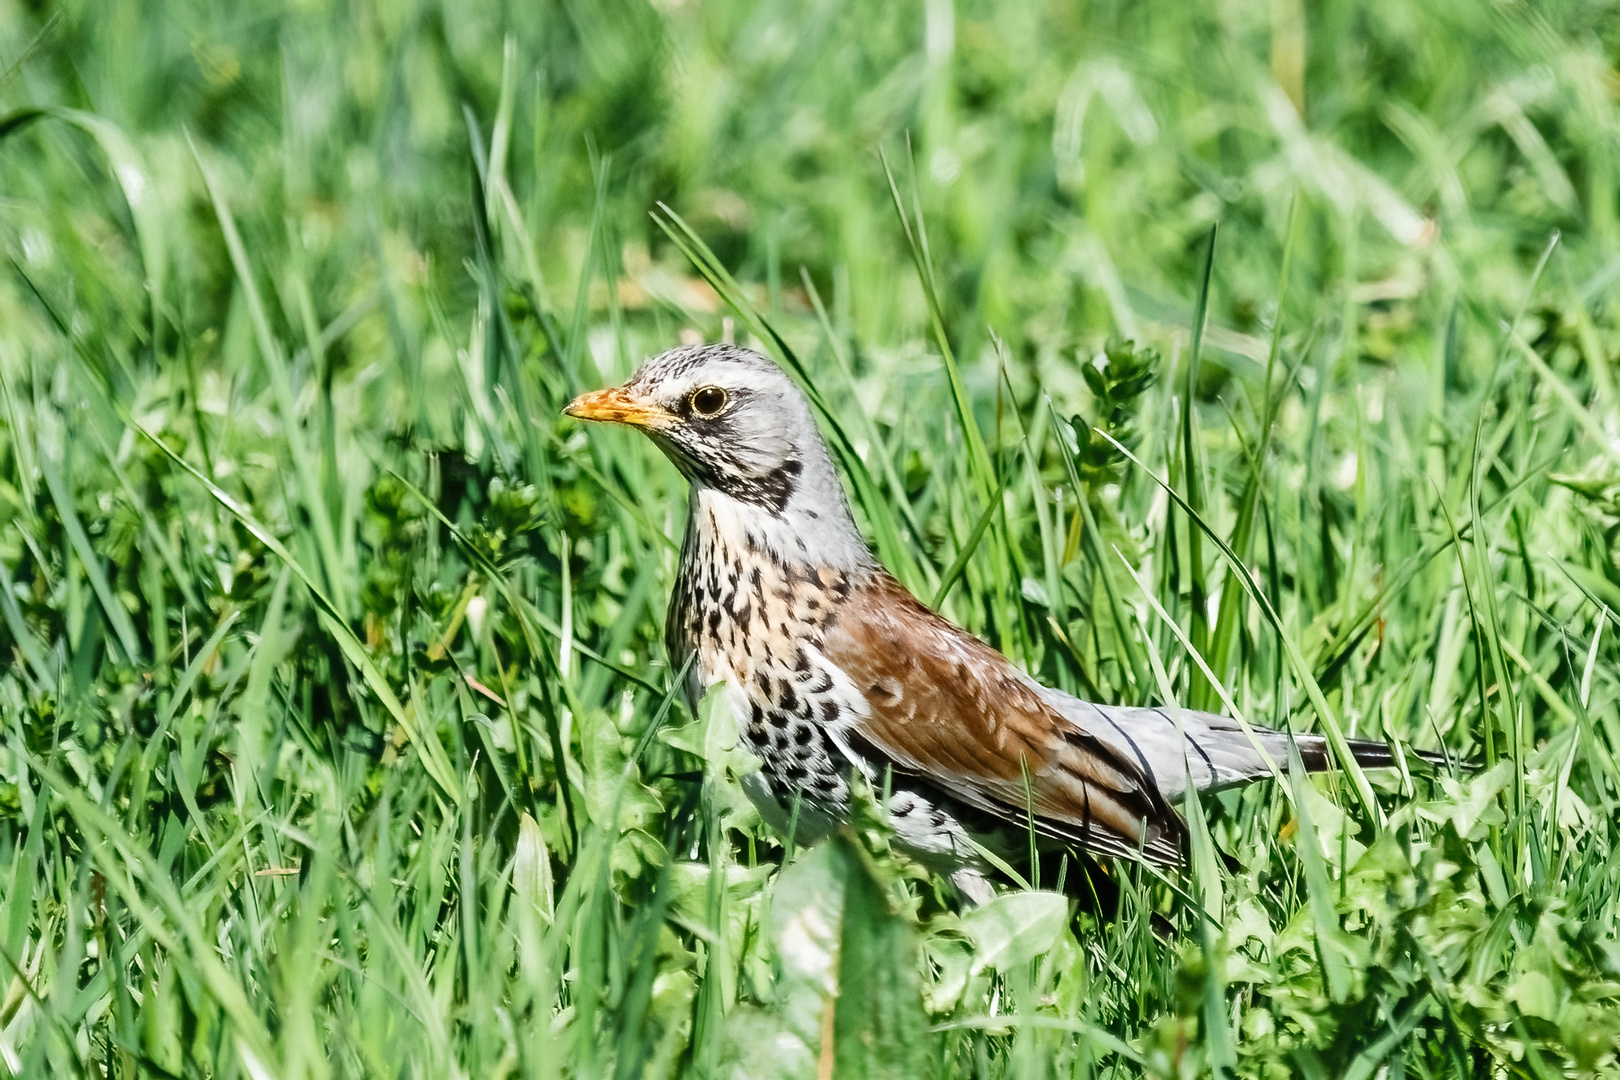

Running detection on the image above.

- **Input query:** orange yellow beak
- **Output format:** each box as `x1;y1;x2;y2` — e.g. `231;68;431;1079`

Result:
562;386;670;429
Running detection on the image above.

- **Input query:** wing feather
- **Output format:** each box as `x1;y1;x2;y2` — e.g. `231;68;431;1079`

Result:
822;572;1184;864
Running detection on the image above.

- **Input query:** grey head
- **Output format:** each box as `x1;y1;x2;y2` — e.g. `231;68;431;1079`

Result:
564;344;873;569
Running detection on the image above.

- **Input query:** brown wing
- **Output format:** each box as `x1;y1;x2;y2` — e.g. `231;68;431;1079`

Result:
821;571;1184;863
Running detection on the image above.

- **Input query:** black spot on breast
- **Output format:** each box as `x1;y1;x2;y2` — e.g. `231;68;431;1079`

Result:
779;683;799;713
755;671;773;696
820;700;840;723
793;649;810;673
795;725;814;747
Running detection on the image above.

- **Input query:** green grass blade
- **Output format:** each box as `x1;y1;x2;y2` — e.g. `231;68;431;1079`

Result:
0;556;52;688
39;454;141;665
932;475;1007;608
831;836;936;1078
878;145;996;506
134;421;462;803
1207;199;1298;699
1285;739;1355;1003
1183;223;1217;710
188;133;349;615
1099;428;1382;822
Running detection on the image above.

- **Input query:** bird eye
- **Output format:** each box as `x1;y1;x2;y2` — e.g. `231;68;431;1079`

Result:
689;386;728;417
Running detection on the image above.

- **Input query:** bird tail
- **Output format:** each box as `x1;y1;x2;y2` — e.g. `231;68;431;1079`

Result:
1297;733;1454;773
1059;696;1460;804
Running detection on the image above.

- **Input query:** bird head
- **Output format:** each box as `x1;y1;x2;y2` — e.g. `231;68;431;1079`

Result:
565;344;872;567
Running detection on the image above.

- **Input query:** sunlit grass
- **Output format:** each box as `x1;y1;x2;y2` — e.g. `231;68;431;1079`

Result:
1;0;1618;1076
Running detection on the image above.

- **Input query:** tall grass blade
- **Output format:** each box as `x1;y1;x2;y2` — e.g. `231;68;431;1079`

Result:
188;135;348;614
1208;200;1298;699
39;455;141;664
1183;224;1217;710
134;422;462;802
1099;429;1381;821
878;145;996;505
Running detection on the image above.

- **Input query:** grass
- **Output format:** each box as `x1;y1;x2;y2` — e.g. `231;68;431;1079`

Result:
1;0;1619;1075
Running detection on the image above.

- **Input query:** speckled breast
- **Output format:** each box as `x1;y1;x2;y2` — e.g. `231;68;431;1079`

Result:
667;497;861;811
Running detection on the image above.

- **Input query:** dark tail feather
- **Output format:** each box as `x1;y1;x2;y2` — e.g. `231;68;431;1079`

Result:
1322;736;1456;772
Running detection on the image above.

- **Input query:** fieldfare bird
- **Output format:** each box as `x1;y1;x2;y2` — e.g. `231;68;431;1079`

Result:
566;344;1436;901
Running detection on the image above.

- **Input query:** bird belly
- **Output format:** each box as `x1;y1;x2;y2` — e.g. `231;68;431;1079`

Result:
737;770;842;845
698;654;999;901
673;519;993;893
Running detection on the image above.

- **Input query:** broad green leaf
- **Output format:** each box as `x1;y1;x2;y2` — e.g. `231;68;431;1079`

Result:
513;812;555;923
831;837;935;1079
960;890;1069;975
768;841;848;1047
1509;971;1560;1022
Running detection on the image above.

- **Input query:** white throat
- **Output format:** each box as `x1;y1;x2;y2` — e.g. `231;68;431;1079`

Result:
688;483;873;573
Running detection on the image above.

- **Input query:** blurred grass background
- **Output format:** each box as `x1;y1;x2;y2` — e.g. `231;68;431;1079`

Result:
2;0;1620;1075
